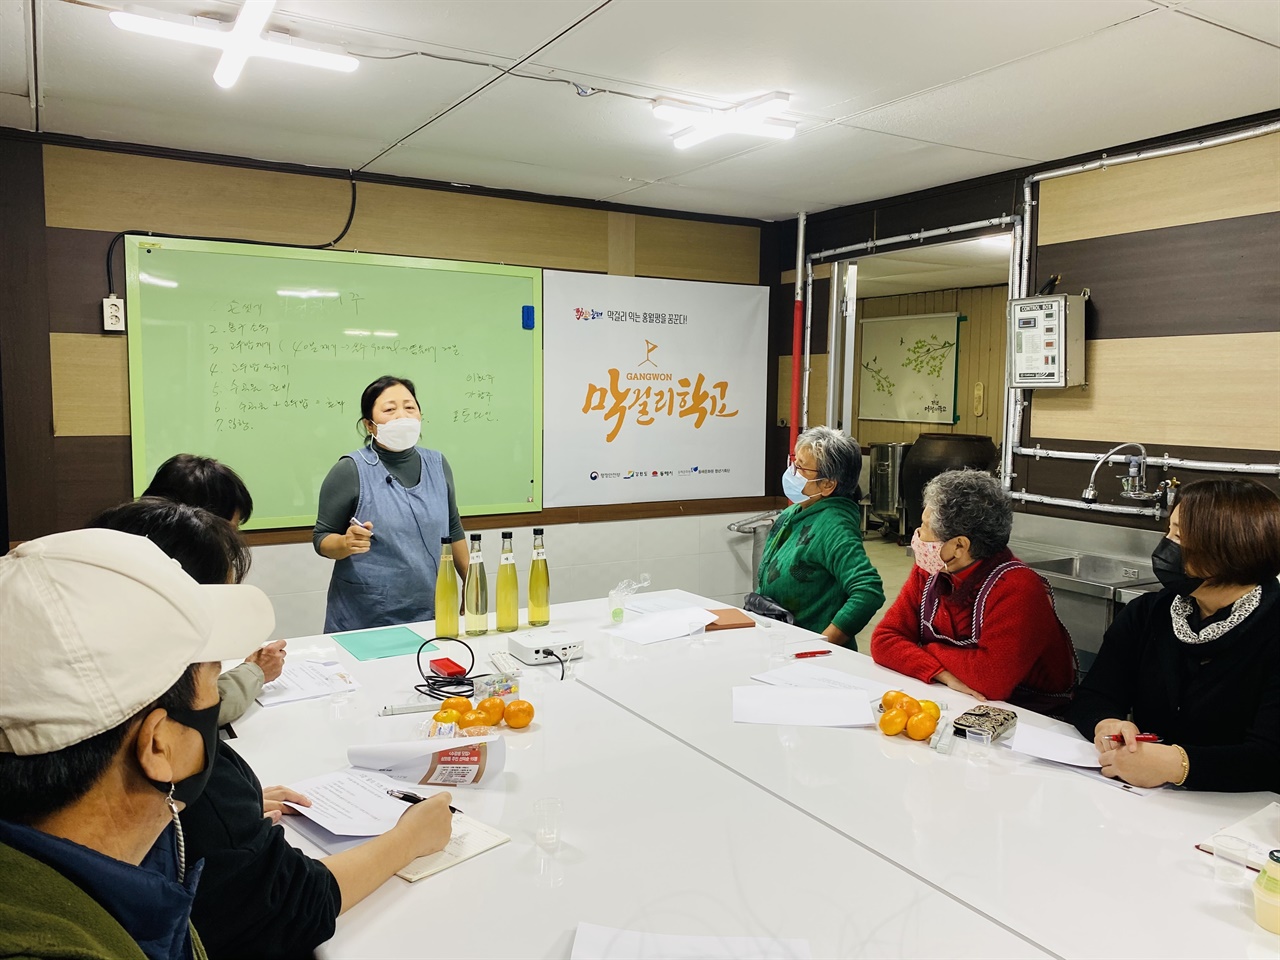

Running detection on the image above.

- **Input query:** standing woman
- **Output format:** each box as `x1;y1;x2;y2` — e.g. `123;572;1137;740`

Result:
314;375;468;632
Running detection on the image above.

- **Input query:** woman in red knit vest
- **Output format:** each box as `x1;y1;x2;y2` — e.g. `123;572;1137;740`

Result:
870;469;1076;713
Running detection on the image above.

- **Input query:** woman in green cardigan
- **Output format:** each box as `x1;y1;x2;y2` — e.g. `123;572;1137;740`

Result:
757;426;885;647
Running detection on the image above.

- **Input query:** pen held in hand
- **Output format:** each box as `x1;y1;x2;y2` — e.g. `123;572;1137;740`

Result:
1105;734;1161;743
387;789;460;814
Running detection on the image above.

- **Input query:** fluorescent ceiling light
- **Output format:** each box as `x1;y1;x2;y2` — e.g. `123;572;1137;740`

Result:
278;289;340;298
110;0;357;89
139;271;178;288
653;92;797;150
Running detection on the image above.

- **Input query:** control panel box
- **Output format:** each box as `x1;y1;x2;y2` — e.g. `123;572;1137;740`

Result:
1008;294;1086;389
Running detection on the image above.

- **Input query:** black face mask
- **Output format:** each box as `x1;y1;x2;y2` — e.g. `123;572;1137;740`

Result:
1151;538;1205;596
147;702;221;807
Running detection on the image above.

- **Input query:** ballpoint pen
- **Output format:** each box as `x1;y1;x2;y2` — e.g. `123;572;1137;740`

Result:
792;650;832;659
1105;734;1162;743
387;789;460;814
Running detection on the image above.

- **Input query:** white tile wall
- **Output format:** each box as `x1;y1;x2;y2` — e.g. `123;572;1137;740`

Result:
249;511;774;641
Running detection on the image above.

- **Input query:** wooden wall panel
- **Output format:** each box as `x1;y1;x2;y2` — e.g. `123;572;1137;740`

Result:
1030;332;1280;451
1038;132;1280;245
849;285;1006;448
608;212;637;276
776;355;829;426
50;334;129;436
634;215;760;284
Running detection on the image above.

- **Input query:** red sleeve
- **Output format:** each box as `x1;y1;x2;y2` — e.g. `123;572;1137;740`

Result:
870;567;945;683
930;567;1063;702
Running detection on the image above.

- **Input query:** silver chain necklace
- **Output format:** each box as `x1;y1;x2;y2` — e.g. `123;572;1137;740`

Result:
1170;586;1262;645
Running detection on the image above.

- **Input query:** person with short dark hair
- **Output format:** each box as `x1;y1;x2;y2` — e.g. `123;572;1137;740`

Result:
97;494;285;726
96;497;455;960
870;469;1076;711
0;528;275;960
143;454;255;527
313;375;468;632
755;427;885;646
1071;478;1280;792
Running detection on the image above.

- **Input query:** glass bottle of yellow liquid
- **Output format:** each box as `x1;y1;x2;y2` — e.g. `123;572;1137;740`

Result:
464;533;488;636
496;531;519;633
434;537;459;639
528;527;550;627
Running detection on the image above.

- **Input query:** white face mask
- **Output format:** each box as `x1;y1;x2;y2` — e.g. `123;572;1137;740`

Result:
372;416;421;452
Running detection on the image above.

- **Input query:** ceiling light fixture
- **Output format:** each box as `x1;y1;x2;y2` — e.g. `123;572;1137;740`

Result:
652;92;797;150
109;0;358;89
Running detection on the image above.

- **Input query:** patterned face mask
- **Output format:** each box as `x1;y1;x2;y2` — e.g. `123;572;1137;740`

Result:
911;528;950;576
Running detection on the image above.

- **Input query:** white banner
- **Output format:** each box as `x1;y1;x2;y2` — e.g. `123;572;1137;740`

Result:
544;271;768;507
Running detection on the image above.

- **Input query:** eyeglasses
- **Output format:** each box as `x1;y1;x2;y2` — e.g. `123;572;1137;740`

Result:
793;463;823;477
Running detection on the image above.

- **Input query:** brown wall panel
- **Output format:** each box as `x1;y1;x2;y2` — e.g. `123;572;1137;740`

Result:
634;215;760;284
1036;213;1280;340
1037;132;1280;245
50;334;129;437
608;212;637;276
52;436;132;533
46;228;124;334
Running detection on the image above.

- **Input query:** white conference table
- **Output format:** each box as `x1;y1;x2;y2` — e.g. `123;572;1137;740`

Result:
230;621;1048;959
228;591;1279;959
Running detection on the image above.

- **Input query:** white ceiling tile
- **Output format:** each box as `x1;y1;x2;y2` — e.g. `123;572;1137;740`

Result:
847;10;1280;162
603;182;832;221
365;148;641;202
369;73;823;185
668;124;1028;210
0;92;34;131
530;0;1158;119
38;1;494;168
1180;0;1280;45
0;0;29;95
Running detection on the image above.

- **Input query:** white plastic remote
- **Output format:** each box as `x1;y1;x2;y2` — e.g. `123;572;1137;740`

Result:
488;650;524;676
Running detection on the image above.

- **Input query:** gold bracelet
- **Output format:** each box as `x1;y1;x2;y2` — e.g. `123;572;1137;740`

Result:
1172;744;1190;787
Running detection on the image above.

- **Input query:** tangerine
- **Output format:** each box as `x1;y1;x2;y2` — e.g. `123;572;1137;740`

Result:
458;710;489;729
878;707;908;736
432;709;461;725
906;712;938;741
504;700;535;729
919;700;941;721
440;696;472;716
881;690;905;711
476;697;506;725
897;695;922;718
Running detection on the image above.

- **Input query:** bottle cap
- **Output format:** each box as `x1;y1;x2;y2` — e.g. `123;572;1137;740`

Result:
533;527;544;535
502;531;513;538
441;537;451;545
470;533;481;541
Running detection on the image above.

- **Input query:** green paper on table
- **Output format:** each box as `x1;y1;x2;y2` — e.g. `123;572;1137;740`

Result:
332;626;437;661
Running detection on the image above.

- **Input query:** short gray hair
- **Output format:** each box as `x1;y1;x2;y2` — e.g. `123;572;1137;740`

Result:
797;426;862;501
923;469;1011;559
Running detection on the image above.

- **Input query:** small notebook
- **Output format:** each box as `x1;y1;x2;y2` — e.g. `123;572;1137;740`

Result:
397;814;511;881
706;608;756;631
1196;801;1280;872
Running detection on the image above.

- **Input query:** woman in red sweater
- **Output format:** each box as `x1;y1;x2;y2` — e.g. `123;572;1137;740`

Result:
870;469;1075;713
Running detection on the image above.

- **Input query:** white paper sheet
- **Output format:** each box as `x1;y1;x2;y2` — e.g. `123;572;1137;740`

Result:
284;769;425;836
732;686;873;727
605;608;719;644
347;736;506;787
397;815;511;881
1200;802;1280;870
751;662;891;701
256;659;359;707
623;590;712;615
571;922;811;960
1009;724;1101;768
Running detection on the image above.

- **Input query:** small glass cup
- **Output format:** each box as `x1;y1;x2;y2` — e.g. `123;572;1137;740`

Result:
534;797;563;851
608;590;625;623
1213;835;1250;885
687;622;706;642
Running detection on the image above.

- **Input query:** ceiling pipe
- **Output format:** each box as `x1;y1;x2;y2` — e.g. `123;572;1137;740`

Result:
808;215;1019;264
790;212;806;458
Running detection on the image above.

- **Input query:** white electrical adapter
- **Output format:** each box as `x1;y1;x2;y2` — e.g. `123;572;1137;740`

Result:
102;296;125;332
507;633;583;666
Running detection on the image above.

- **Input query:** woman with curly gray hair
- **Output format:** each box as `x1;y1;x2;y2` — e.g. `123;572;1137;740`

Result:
870;468;1075;712
755;426;885;646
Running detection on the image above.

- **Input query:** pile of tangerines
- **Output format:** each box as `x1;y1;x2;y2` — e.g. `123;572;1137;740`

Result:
433;695;534;732
877;690;940;741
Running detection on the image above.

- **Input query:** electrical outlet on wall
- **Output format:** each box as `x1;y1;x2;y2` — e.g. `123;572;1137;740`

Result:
102;296;125;332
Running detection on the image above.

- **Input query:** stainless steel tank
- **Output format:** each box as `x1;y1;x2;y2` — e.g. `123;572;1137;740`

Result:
869;442;911;539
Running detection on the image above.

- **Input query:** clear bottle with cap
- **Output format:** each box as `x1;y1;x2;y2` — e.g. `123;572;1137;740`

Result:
528;527;550;627
434;537;459;639
1254;849;1280;934
464;533;488;636
496;531;519;633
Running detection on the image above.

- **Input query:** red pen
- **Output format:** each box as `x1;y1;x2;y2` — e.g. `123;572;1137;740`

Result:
1105;734;1161;743
792;650;832;659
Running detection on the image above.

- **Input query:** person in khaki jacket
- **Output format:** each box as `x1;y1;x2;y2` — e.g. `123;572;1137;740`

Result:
0;528;275;960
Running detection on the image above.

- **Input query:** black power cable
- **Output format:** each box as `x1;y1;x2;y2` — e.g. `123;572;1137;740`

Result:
413;637;480;702
104;175;358;296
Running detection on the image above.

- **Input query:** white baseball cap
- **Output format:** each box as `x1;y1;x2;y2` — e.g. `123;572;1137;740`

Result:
0;528;276;756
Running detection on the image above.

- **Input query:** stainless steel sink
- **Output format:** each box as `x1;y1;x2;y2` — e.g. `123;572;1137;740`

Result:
1025;554;1157;593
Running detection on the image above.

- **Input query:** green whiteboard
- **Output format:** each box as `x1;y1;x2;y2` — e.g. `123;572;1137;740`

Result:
125;237;542;530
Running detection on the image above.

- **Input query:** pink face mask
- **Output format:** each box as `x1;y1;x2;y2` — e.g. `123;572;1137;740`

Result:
911;528;949;576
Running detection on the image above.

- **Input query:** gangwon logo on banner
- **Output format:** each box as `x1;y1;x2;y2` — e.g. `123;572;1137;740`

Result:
580;338;739;442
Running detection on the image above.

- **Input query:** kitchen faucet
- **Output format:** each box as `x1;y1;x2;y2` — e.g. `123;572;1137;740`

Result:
1081;442;1168;504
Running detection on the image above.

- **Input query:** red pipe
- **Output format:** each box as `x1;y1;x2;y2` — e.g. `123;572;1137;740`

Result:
789;298;803;458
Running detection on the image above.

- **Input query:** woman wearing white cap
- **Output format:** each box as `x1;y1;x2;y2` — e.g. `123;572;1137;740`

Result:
0;527;275;960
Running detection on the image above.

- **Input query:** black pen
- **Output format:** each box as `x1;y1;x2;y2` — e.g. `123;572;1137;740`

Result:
387;789;460;814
